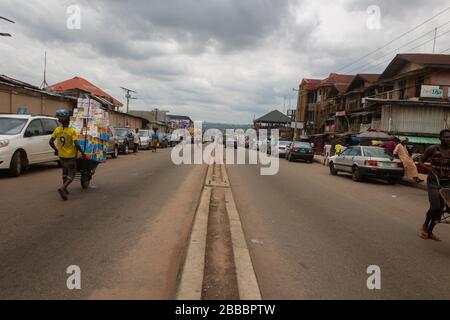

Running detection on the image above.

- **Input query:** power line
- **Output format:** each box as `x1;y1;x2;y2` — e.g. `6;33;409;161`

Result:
358;28;450;73
347;21;450;73
335;6;450;72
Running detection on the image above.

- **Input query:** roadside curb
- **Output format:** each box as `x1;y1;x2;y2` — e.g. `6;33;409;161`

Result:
175;160;262;300
175;166;213;300
222;166;262;300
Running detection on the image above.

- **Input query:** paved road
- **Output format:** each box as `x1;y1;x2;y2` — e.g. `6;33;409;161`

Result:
227;152;450;299
0;148;207;299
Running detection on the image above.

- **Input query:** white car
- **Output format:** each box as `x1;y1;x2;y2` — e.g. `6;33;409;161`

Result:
0;114;60;176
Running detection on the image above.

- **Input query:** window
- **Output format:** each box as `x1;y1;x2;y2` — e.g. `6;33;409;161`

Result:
41;119;58;135
415;76;425;98
348;147;362;156
0;118;27;135
363;147;391;158
25;119;44;137
398;80;408;100
340;148;352;156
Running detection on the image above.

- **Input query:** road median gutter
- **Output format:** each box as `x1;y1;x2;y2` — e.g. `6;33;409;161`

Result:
176;162;261;300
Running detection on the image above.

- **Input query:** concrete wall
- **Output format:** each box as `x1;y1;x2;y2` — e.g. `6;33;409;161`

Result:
0;87;74;115
109;110;145;129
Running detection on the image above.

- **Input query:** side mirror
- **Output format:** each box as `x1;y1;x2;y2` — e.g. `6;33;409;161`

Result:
24;131;32;138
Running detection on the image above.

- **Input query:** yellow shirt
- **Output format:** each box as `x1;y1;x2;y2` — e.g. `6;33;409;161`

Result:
51;126;78;159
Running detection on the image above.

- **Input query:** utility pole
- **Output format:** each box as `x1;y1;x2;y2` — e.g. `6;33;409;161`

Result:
433;27;438;53
0;16;15;37
120;87;137;113
40;52;49;90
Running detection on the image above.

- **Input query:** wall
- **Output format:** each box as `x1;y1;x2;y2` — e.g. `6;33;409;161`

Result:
381;103;449;135
109;110;145;129
0;87;74;115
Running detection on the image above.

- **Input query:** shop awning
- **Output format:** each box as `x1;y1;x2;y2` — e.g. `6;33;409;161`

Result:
349;111;372;118
396;135;440;145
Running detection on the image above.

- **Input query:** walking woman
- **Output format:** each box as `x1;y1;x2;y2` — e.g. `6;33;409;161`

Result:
393;138;424;183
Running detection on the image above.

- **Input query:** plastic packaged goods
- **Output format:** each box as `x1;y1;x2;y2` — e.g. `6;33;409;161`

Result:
70;97;111;163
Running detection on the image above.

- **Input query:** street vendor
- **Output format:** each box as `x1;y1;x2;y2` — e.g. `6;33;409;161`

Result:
49;109;85;201
151;128;159;152
419;129;450;241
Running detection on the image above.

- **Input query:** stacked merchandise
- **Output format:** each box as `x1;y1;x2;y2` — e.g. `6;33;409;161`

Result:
70;98;110;163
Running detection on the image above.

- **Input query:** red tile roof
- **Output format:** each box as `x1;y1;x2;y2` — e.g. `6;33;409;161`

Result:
49;76;123;107
318;73;355;92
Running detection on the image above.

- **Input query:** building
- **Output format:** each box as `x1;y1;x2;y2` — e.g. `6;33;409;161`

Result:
294;78;321;138
337;74;392;134
49;76;123;110
49;76;148;129
306;73;355;135
253;110;292;139
0;74;76;115
364;53;450;150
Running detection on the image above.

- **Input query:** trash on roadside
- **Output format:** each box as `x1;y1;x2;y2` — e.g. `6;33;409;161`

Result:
251;239;264;245
392;195;397;198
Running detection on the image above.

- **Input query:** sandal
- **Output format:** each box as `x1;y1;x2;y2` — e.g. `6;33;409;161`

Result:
58;188;68;201
418;227;428;239
428;233;442;242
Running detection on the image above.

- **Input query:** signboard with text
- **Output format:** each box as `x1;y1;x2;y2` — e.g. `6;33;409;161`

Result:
421;85;443;98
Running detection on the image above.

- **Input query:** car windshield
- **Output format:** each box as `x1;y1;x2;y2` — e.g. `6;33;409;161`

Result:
363;147;391;158
279;141;291;146
0;118;27;135
293;142;312;148
139;131;149;137
115;129;128;137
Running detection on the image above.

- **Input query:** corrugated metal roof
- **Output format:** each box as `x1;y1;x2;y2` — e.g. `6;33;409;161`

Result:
49;77;123;107
254;110;291;123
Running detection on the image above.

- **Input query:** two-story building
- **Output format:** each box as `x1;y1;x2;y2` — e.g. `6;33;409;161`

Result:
364;53;450;150
310;73;355;135
337;74;393;134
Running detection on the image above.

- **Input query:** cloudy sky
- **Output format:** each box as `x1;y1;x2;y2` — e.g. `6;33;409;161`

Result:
1;0;449;123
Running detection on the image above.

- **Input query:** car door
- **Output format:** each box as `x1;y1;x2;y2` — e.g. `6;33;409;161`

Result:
23;119;46;163
347;147;363;169
41;119;59;161
334;148;353;172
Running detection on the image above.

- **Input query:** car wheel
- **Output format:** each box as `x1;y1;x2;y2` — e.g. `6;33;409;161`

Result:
329;163;338;175
387;177;399;185
9;151;22;177
81;173;90;189
112;146;119;158
352;166;363;182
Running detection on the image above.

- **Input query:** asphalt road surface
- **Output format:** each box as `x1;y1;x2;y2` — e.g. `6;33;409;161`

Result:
0;148;207;299
227;152;450;299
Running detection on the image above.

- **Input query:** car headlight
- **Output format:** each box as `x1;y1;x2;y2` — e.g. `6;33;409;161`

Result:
0;139;10;148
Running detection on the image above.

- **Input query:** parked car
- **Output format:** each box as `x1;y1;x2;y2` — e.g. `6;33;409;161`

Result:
286;141;315;163
138;129;151;150
159;133;169;148
167;133;179;147
106;126;119;158
0;114;60;176
412;153;431;174
268;140;291;157
114;127;136;154
329;146;404;184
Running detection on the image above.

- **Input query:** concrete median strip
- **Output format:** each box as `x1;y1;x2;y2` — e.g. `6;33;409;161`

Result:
175;164;213;300
176;162;261;300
